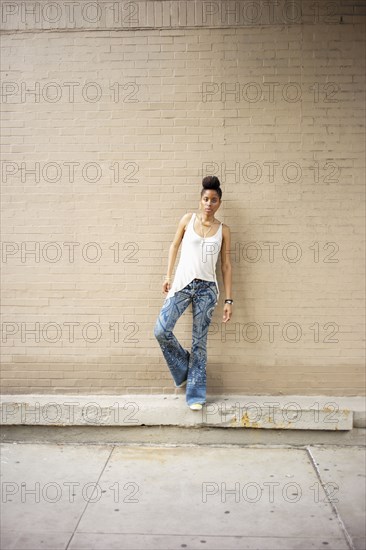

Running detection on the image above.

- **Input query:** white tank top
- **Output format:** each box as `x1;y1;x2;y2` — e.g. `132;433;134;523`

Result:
166;212;223;300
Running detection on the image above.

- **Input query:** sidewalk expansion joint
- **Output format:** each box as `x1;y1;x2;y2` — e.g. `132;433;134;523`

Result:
305;445;356;550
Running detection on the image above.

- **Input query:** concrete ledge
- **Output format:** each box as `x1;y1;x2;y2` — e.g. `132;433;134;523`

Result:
1;394;365;430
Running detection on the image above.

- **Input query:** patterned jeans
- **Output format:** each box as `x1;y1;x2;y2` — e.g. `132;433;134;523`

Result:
154;278;218;406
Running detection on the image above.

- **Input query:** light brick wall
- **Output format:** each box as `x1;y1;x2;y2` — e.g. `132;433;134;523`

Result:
1;1;365;395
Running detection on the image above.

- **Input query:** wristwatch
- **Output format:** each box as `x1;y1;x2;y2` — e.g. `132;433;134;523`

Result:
224;299;234;304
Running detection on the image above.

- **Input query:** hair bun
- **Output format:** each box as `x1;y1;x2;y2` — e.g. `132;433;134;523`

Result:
202;176;221;190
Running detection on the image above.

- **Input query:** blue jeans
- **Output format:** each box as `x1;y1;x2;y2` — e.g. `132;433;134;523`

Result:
154;278;218;406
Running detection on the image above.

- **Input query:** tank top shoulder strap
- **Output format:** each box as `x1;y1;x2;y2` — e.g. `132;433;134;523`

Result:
187;212;195;230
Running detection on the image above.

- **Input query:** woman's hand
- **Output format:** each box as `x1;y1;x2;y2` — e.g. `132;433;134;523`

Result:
162;281;171;294
223;303;232;323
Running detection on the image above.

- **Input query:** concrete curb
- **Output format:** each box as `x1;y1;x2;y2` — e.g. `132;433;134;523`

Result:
1;394;365;430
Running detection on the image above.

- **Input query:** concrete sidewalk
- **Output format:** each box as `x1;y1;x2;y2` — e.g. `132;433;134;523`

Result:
1;440;365;550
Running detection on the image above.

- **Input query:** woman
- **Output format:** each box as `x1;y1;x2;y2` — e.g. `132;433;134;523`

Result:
154;176;233;410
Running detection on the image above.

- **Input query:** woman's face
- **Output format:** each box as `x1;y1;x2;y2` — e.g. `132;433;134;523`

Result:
200;190;221;216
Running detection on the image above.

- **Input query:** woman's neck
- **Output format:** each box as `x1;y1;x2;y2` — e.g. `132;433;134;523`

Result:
198;212;216;224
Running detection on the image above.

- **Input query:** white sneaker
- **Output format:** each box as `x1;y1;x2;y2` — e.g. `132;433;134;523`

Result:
189;403;203;410
175;379;187;388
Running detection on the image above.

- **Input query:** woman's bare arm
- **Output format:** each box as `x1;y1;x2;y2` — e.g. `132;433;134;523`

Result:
162;213;191;293
220;224;232;300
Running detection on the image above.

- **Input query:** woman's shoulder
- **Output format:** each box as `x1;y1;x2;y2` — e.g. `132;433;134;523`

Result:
183;212;194;225
178;212;195;233
221;223;231;238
